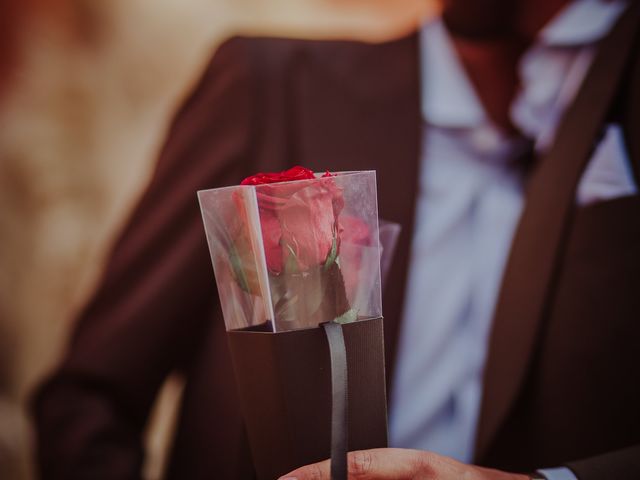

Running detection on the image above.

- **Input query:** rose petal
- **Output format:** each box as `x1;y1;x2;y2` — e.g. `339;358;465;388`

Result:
337;215;371;301
339;215;371;246
259;209;283;273
241;166;316;185
279;185;336;270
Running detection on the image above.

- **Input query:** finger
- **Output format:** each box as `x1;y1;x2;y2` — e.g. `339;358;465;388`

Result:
279;448;431;480
280;457;330;480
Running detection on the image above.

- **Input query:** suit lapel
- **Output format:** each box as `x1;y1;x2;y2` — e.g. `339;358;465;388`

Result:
291;32;422;383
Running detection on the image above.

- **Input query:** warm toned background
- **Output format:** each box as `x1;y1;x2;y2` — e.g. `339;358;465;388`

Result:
0;1;436;478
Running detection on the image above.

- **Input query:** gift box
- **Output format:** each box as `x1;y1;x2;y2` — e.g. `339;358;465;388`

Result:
198;169;389;479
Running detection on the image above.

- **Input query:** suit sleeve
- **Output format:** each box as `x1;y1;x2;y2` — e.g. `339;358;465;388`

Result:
565;445;640;480
31;36;256;479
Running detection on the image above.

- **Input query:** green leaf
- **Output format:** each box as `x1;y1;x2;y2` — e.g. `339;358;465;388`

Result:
229;243;250;292
334;308;357;324
323;235;338;271
283;243;299;274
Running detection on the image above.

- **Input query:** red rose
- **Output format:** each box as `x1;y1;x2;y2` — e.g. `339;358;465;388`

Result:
238;166;343;275
240;166;313;185
338;215;370;247
241;165;333;186
219;167;380;328
235;167;344;274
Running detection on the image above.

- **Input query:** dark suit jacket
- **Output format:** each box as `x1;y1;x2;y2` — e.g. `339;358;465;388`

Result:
33;6;640;479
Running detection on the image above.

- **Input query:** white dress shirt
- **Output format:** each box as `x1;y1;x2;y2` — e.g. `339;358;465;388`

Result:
388;1;635;479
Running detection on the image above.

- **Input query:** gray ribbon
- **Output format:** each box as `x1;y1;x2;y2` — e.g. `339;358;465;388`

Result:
322;321;348;480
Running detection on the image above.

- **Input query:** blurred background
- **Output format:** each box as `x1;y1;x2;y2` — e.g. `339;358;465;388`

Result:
0;0;435;478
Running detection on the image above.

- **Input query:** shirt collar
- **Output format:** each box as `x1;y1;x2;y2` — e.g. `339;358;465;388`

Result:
419;0;628;128
539;0;629;46
420;18;487;128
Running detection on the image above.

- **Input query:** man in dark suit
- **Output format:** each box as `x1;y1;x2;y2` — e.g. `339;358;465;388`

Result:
33;0;640;479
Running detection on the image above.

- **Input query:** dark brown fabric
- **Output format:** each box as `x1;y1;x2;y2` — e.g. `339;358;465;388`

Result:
476;5;640;474
476;1;640;463
568;445;640;480
32;5;640;479
621;8;640;182
482;194;640;473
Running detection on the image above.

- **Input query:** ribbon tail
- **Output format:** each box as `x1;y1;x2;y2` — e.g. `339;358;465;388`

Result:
322;321;349;480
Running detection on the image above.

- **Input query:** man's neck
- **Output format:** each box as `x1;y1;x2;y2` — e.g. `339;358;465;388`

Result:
448;0;570;132
451;36;524;132
512;0;570;42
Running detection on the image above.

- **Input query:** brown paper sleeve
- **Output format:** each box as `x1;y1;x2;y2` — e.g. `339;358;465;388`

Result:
227;316;388;480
